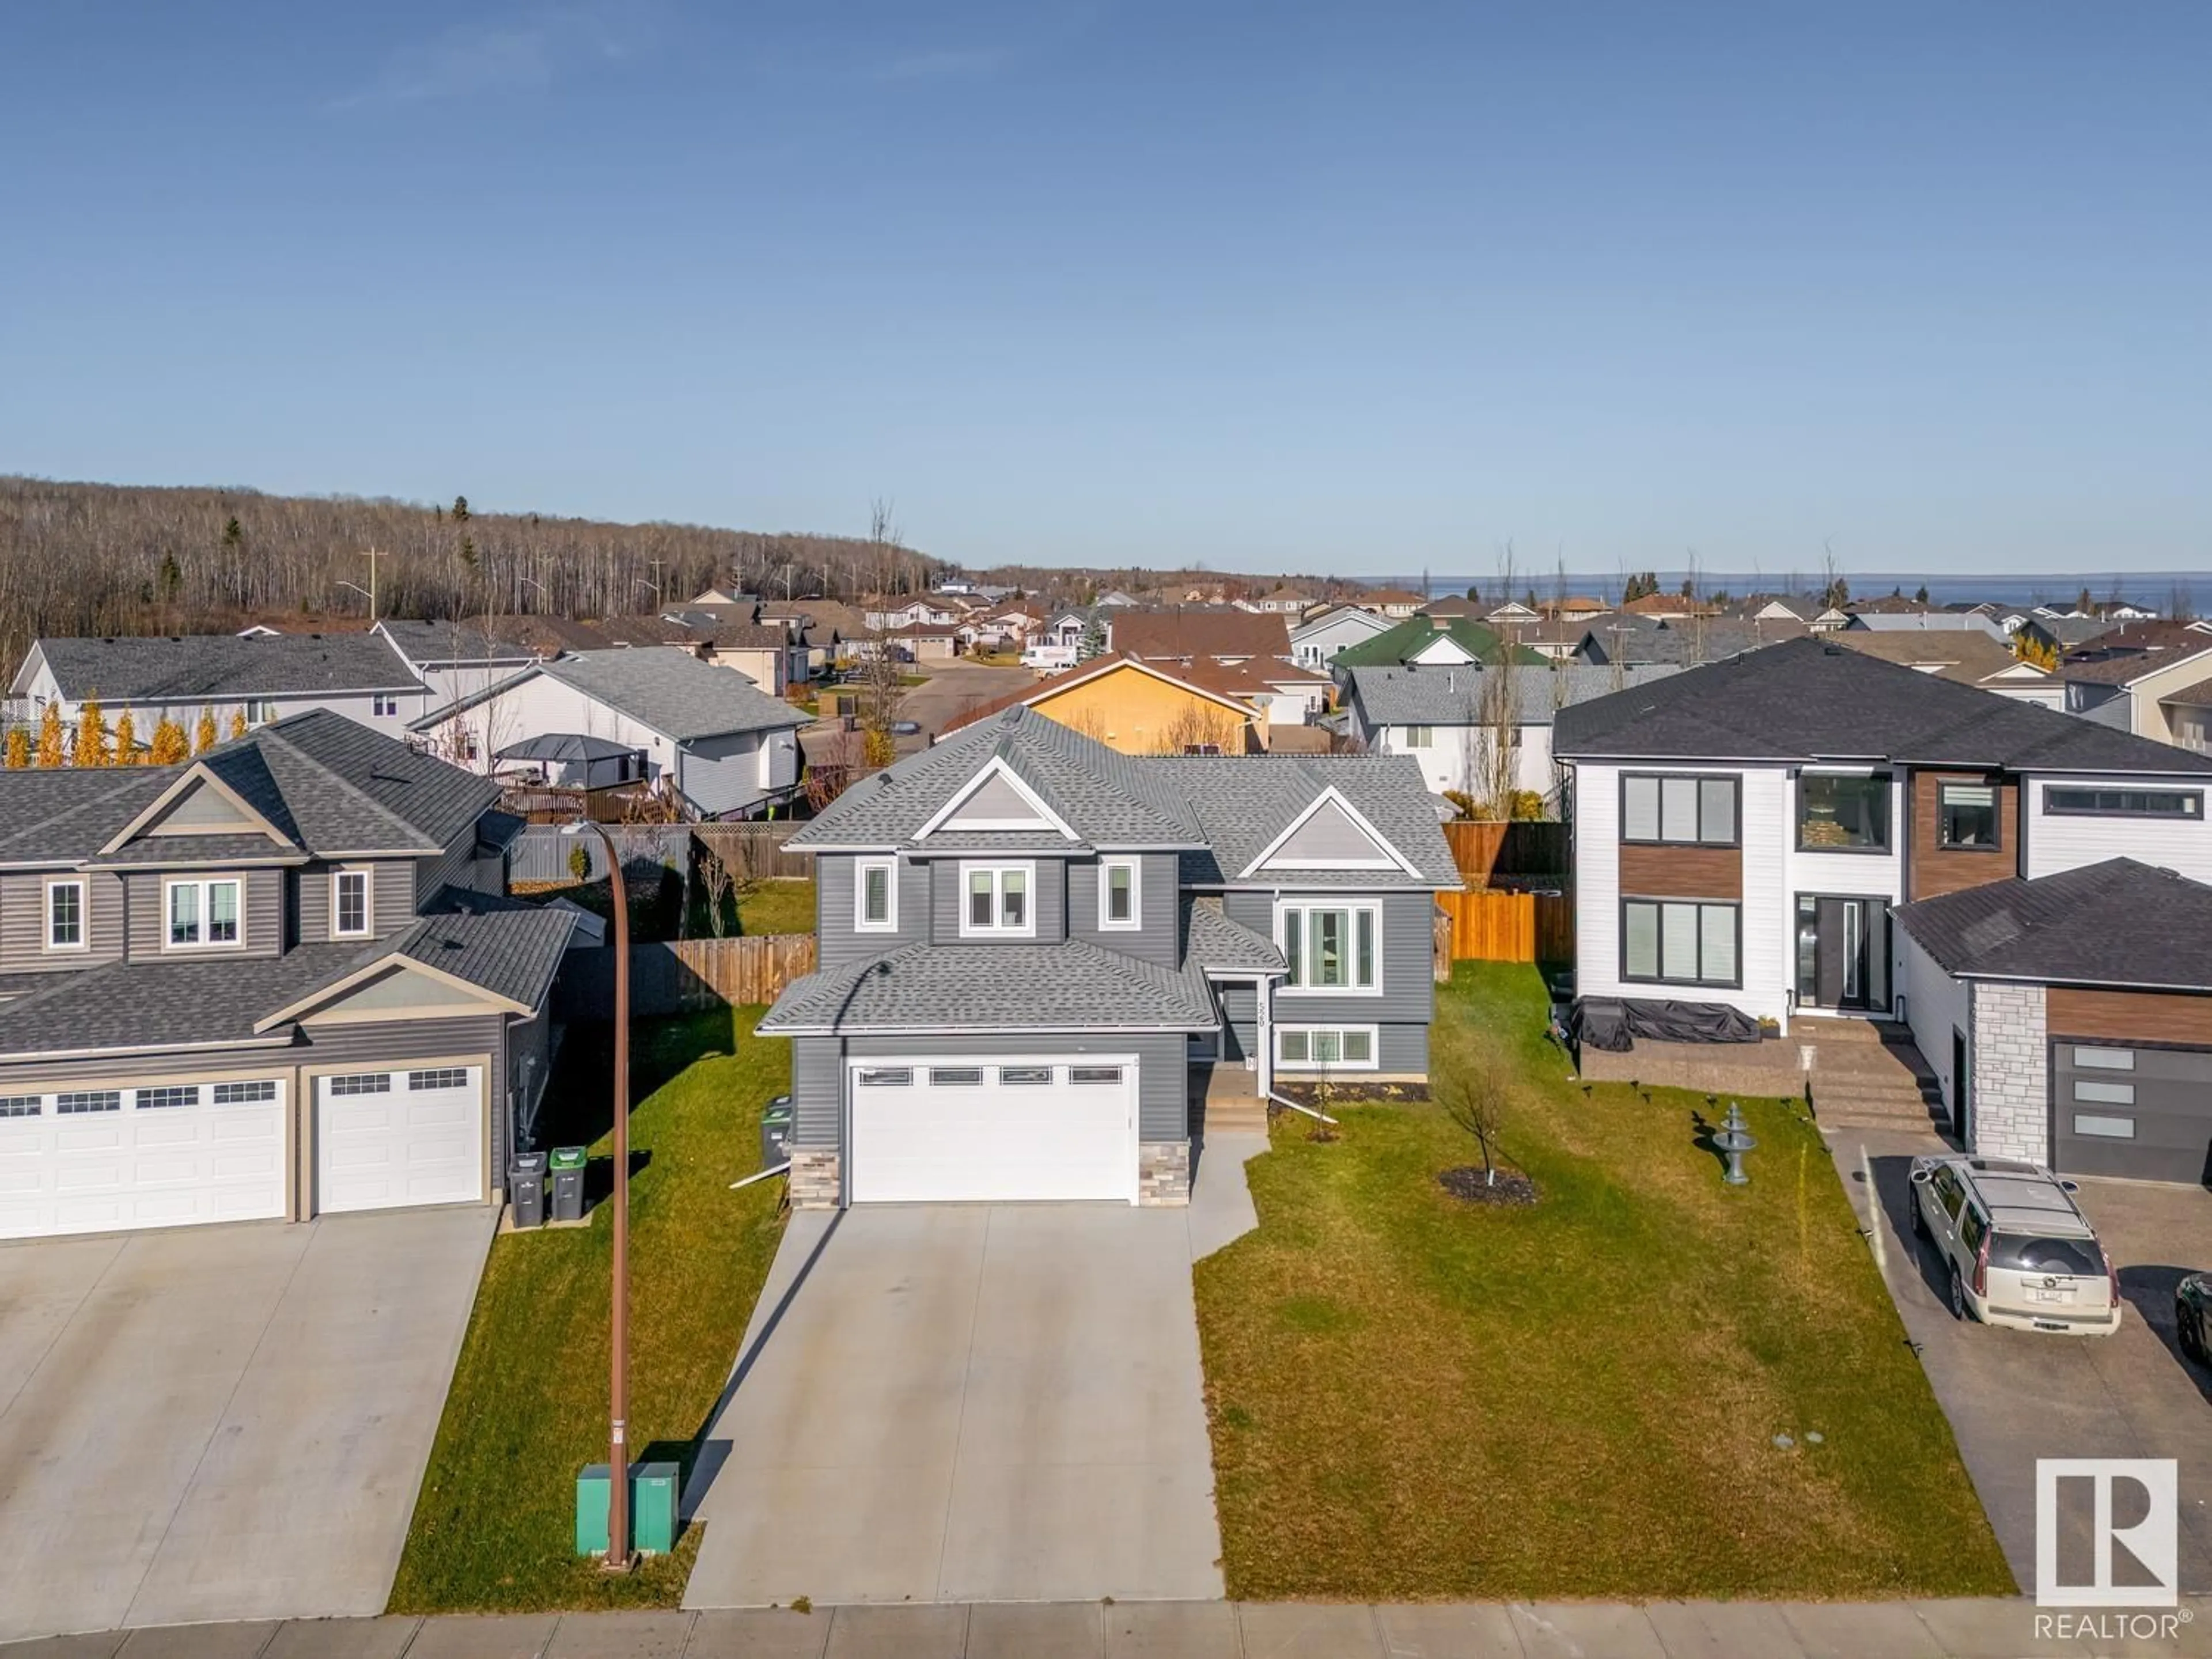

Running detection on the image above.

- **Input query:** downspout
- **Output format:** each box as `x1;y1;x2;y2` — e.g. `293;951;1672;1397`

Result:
1255;971;1271;1095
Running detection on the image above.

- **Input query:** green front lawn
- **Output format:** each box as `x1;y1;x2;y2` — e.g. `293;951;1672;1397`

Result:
389;1010;789;1613
1195;962;2012;1602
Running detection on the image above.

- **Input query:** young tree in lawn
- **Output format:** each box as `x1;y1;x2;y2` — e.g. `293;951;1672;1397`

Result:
75;697;112;766
194;705;219;755
1435;1027;1512;1187
696;835;735;938
35;702;66;768
149;715;190;765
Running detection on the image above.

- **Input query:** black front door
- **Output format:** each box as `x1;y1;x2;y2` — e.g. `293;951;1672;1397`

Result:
1796;895;1886;1012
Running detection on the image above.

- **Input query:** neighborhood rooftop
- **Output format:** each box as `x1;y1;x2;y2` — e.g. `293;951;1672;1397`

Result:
1896;857;2212;991
1342;661;1683;726
18;631;421;700
1552;633;2212;773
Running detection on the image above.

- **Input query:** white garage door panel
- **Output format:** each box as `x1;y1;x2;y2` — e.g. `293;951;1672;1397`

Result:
317;1070;483;1214
850;1058;1137;1204
0;1085;289;1241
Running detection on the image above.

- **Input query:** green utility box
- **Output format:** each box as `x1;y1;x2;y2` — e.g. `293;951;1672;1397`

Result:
575;1460;679;1557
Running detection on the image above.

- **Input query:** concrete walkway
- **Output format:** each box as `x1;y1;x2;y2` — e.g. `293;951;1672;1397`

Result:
1187;1130;1266;1262
11;1599;2209;1658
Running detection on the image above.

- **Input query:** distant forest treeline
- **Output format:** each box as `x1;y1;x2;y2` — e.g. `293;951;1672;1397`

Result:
0;477;944;668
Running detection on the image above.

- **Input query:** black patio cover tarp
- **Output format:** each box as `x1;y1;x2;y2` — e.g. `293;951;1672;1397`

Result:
1570;996;1762;1052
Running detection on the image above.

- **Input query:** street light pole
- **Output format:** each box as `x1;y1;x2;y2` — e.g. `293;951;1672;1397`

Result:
569;820;633;1570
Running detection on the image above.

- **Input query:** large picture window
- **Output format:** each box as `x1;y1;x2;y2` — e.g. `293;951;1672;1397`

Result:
166;878;242;949
2044;786;2203;819
1937;782;2001;849
1622;899;1740;987
1622;774;1737;846
1798;772;1891;853
1279;903;1379;993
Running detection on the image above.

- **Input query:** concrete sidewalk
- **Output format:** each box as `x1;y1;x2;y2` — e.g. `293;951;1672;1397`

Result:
10;1599;2210;1659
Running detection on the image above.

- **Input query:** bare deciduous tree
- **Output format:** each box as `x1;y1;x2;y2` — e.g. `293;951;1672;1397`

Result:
1435;1028;1511;1186
696;837;734;938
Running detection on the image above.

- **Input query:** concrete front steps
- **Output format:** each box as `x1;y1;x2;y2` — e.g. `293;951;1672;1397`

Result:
1200;1095;1270;1135
1797;1016;1951;1136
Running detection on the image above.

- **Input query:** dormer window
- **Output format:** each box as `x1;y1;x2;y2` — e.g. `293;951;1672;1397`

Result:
333;869;372;938
962;863;1033;937
167;877;242;949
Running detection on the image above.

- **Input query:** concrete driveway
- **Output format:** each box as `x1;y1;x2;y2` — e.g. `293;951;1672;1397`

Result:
681;1205;1222;1608
0;1207;493;1641
1839;1124;2212;1592
897;662;1037;739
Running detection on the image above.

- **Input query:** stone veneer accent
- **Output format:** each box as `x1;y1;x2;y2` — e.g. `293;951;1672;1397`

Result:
787;1147;843;1209
1970;980;2048;1163
1138;1140;1191;1206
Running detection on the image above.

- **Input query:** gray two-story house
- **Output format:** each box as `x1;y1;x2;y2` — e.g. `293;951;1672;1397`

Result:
757;706;1455;1207
0;710;574;1240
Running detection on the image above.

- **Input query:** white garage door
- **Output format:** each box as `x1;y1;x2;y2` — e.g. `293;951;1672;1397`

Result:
0;1078;287;1240
848;1056;1138;1204
317;1066;484;1214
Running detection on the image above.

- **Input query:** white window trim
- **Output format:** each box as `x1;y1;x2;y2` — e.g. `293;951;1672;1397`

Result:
855;856;899;933
959;861;1038;938
163;876;245;952
1274;1023;1381;1071
331;866;373;939
1099;858;1141;930
1274;899;1383;998
44;877;88;954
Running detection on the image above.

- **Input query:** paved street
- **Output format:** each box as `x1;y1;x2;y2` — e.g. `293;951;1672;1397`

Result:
9;1599;2210;1659
895;661;1036;738
1832;1122;2212;1593
0;1209;493;1642
681;1204;1222;1608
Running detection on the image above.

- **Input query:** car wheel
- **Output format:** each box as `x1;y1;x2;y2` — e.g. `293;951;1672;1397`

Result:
1949;1263;1971;1323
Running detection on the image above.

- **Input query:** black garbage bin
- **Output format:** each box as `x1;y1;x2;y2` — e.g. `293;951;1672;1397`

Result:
508;1151;547;1228
550;1146;587;1223
760;1095;793;1169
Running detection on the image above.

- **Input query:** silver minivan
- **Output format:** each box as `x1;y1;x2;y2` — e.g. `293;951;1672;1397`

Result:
1907;1155;2121;1335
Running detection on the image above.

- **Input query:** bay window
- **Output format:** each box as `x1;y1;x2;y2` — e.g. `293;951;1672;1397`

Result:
1279;903;1379;993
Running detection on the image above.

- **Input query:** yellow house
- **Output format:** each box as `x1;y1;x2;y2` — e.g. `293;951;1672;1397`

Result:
943;654;1264;755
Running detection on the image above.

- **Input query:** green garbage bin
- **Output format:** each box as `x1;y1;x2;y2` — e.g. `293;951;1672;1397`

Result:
549;1145;588;1224
575;1460;679;1557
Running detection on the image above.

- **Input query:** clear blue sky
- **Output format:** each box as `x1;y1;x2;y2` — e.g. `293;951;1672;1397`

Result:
2;2;2206;577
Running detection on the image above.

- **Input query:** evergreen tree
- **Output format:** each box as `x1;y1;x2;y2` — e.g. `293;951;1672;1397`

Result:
1915;584;1930;604
158;550;183;603
113;710;138;764
4;727;29;768
452;495;471;523
229;708;249;740
35;703;65;767
194;706;218;755
222;516;244;550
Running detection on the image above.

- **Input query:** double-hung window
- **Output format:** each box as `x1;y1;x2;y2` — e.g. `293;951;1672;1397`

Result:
167;877;242;949
332;869;371;938
46;878;85;952
962;864;1032;936
1279;903;1379;993
855;857;897;931
1621;898;1739;987
1100;859;1139;929
372;694;401;718
1622;774;1737;846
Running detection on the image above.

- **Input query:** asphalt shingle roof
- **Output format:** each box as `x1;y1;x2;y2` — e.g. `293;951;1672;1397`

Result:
537;649;809;741
1330;615;1538;668
24;632;418;700
1895;859;2212;990
1153;753;1459;887
1552;634;2212;775
1185;897;1287;974
756;938;1218;1034
1109;608;1291;660
1343;663;1681;726
374;619;539;666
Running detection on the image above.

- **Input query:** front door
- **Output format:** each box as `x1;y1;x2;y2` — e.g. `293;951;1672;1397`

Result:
1796;895;1889;1013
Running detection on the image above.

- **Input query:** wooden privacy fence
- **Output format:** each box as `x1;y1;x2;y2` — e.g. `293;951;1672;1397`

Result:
1435;888;1575;965
559;934;817;1018
694;822;812;881
1442;820;1570;884
514;823;810;885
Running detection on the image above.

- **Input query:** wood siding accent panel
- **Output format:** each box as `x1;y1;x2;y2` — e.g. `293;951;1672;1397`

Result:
1619;843;1742;900
2048;987;2212;1047
1907;770;2020;902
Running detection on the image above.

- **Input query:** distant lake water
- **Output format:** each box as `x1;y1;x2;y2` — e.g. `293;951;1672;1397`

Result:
1400;572;2212;609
